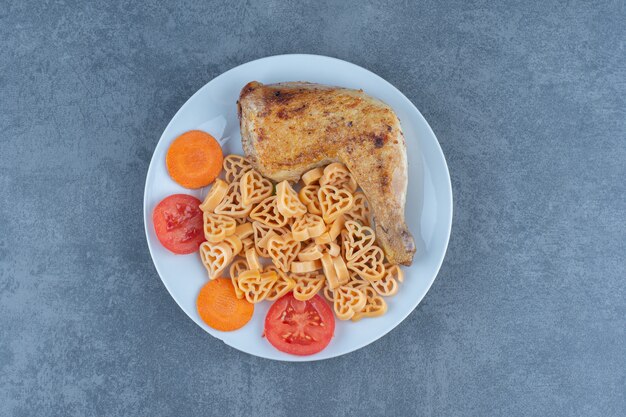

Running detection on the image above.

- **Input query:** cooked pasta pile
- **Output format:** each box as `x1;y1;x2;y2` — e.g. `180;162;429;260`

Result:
199;154;404;321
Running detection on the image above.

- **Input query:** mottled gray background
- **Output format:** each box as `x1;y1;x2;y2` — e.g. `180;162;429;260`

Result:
1;0;624;416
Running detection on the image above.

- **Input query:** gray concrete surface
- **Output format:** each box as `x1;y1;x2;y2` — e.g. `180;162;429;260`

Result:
1;1;624;416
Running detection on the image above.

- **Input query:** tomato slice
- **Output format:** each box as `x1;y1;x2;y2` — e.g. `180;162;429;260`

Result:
153;194;205;254
265;294;335;355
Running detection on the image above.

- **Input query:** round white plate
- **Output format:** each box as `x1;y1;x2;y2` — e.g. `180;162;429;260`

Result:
143;54;452;361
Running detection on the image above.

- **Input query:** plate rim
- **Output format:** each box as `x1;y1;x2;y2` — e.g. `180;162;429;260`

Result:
143;53;453;361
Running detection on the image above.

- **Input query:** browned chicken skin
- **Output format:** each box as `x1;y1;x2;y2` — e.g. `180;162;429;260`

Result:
238;81;415;265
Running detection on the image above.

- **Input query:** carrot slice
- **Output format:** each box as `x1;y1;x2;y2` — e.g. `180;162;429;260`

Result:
196;278;253;331
166;130;223;189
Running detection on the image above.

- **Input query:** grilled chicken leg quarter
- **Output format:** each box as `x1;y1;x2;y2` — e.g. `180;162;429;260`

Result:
238;81;416;265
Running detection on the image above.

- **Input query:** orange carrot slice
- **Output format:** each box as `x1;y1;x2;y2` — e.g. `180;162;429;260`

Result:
166;130;223;189
196;278;253;331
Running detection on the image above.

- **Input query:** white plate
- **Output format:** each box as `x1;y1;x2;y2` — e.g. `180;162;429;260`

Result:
143;54;452;361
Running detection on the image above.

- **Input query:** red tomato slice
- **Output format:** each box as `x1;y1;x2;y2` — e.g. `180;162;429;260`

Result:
265;294;335;356
153;194;204;254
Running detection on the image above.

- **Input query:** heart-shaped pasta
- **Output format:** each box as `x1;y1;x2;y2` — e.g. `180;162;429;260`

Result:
387;263;404;283
314;232;332;245
319;162;357;193
245;247;262;270
223;235;243;257
237;269;278;303
252;221;272;248
267;232;301;272
249;195;288;228
265;265;296;301
347;270;370;287
199;178;228;213
332;255;350;284
240;169;273;206
199;241;233;280
276;180;307;218
194;157;405;322
344;191;371;227
298;242;323;261
351;286;387;321
298;185;322;215
291;259;322;274
252;221;288;257
327;214;346;241
239;236;254;257
223;154;252;184
234;222;254;240
318;241;341;257
318;185;354;224
321;253;348;289
345;279;369;290
371;264;403;296
301;167;324;185
229;258;249;299
214;182;252;218
342;220;376;260
333;285;367;320
291;213;325;242
292;272;325;301
346;245;386;282
203;213;237;243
